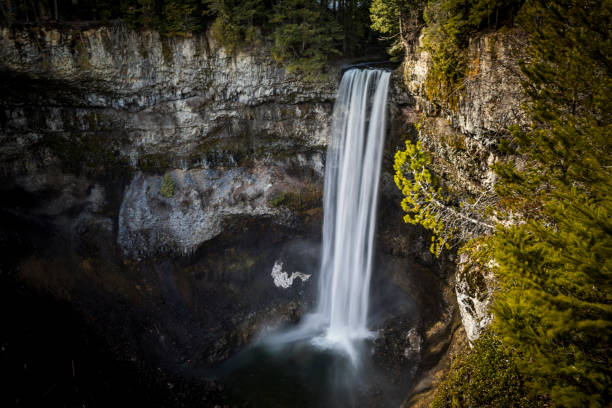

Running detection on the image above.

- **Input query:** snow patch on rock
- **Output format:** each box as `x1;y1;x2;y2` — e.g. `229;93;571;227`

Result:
270;261;311;289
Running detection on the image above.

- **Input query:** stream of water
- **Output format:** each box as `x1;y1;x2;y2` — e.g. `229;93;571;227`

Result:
220;69;393;406
258;69;391;362
313;68;391;362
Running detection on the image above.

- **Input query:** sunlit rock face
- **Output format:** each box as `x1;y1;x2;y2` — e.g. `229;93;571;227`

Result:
455;252;495;342
404;29;527;141
399;29;526;336
394;30;526;407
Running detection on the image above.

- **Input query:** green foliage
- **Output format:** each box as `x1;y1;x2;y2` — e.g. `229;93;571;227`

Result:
269;0;343;80
268;192;287;207
488;0;612;406
394;136;494;256
0;0;378;78
205;0;264;54
120;0;160;29
394;139;450;256
369;0;425;58
338;0;373;56
421;0;524;106
268;188;321;212
432;333;545;408
427;1;611;406
160;173;175;198
370;0;401;36
162;0;201;34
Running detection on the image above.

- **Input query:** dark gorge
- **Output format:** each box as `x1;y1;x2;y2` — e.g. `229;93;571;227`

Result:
1;1;610;407
0;26;455;407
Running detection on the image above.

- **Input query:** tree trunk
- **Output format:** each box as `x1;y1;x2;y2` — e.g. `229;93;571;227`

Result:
0;1;7;23
54;0;58;21
495;7;499;28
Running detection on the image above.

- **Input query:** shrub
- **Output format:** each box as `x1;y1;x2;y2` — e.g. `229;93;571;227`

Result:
432;333;545;408
160;173;175;198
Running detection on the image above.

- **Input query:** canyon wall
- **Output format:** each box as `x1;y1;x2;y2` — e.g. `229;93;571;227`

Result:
0;24;525;406
397;29;527;407
0;24;429;406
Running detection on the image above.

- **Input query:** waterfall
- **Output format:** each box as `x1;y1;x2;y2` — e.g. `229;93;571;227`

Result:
263;68;390;365
313;68;391;361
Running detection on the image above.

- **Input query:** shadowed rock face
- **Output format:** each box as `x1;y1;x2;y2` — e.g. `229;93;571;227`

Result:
0;24;334;381
0;25;453;407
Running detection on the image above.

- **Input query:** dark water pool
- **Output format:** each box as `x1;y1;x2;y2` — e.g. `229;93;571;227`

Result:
218;338;406;408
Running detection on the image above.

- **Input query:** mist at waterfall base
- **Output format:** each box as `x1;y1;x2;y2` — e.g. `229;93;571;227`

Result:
218;69;407;407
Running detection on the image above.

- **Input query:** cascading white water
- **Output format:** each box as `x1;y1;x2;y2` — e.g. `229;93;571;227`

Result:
262;68;390;365
313;68;391;361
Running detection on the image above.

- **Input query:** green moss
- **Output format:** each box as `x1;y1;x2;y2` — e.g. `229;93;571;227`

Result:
268;188;322;213
101;30;115;53
137;39;149;59
443;131;467;151
224;248;259;273
137;153;172;172
432;333;546;408
161;37;174;65
37;129;129;173
423;66;463;111
160;173;175;198
268;193;287;207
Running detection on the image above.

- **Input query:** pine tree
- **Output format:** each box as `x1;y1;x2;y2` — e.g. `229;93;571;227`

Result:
370;0;425;57
205;0;265;53
162;0;201;34
269;0;342;80
491;0;612;405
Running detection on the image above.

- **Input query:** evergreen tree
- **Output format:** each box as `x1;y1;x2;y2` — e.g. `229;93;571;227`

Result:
338;0;372;56
491;0;612;405
269;0;342;79
421;0;523;105
432;333;545;408
162;0;201;33
370;0;425;57
205;0;265;53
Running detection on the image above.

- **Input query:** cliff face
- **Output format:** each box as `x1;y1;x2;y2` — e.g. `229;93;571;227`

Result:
0;25;434;406
403;29;527;341
396;29;527;406
0;25;336;257
0;23;523;406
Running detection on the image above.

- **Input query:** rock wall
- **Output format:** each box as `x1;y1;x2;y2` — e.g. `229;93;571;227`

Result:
0;24;439;406
0;25;342;392
401;29;527;340
0;25;338;256
395;29;527;406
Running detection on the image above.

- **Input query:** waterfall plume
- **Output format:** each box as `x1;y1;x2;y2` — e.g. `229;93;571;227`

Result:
263;68;391;365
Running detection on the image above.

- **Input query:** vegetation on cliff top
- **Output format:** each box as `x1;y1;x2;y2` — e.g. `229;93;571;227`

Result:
0;0;379;79
368;0;524;106
394;0;611;406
